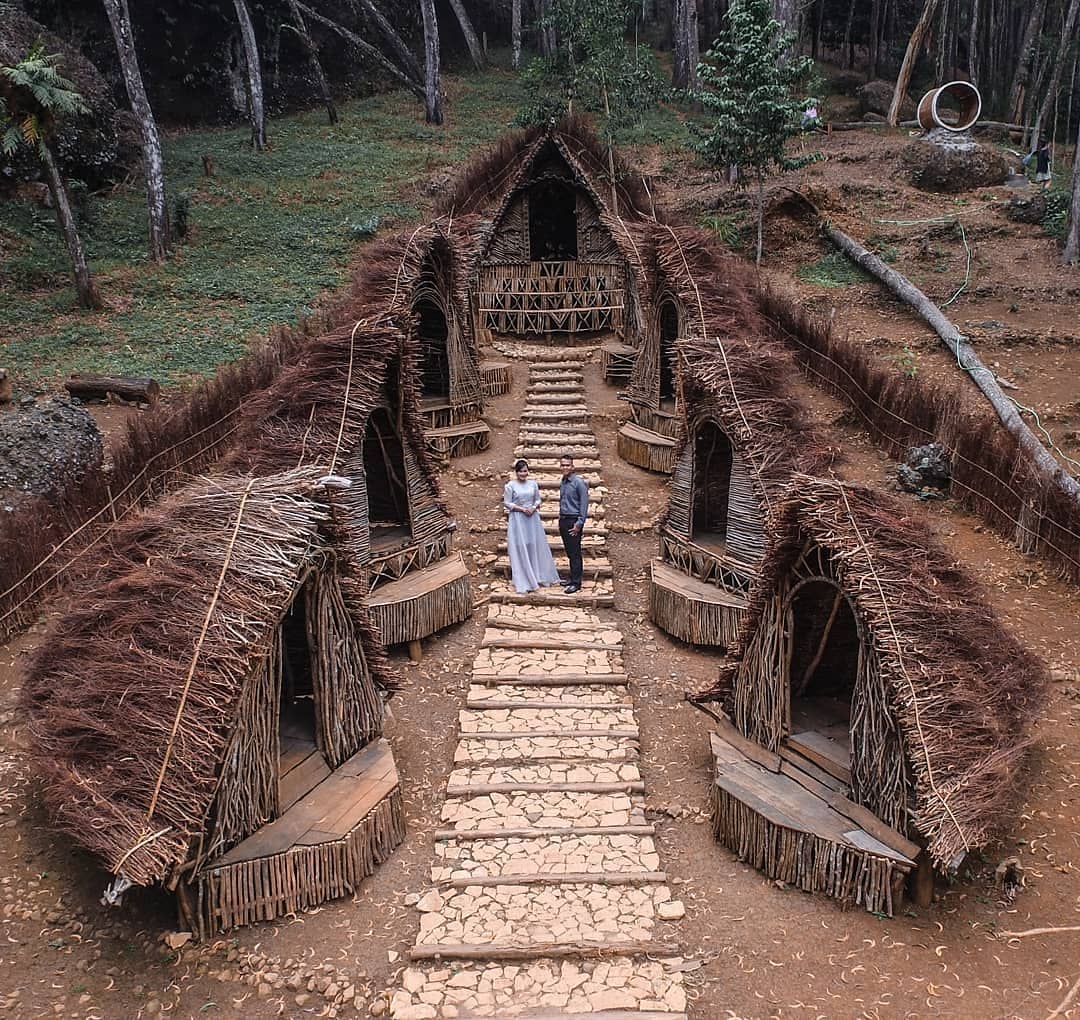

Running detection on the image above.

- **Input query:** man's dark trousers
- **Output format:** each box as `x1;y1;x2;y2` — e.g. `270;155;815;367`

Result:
559;515;583;587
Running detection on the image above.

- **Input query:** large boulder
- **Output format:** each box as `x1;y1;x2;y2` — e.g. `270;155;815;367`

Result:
857;79;916;121
0;397;103;511
897;442;952;500
899;131;1009;192
0;11;125;189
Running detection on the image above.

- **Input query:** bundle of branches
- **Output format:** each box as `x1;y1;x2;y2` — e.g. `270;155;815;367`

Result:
695;476;1047;867
21;469;397;887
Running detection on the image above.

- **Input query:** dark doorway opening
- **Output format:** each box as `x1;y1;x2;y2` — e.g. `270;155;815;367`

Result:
278;587;325;812
529;181;578;261
415;298;450;401
658;300;678;409
788;580;860;767
363;404;411;553
692;420;734;547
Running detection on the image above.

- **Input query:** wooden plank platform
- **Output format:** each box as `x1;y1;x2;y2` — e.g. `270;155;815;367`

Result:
367;553;473;645
708;727;916;915
616;422;677;474
425;421;491;461
648;561;746;648
600;341;637;384
216;739;399;866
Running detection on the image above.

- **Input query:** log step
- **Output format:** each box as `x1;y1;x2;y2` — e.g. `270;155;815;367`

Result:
491;590;616;608
446;781;646;796
440;870;667;888
495;557;613;579
435;823;654;841
408;941;680;963
470;673;629;685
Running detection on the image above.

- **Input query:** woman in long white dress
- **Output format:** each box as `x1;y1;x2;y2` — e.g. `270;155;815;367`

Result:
503;459;561;594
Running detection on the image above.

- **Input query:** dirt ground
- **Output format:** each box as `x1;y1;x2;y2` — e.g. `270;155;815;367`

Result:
1;122;1080;1019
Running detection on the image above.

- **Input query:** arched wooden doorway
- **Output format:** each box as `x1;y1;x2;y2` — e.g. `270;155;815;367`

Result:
529;180;578;261
691;419;734;547
414;297;450;402
658;300;678;409
786;579;860;764
363;404;411;553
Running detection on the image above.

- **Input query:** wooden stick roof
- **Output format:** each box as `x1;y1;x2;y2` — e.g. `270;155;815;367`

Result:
694;476;1047;866
21;469;397;888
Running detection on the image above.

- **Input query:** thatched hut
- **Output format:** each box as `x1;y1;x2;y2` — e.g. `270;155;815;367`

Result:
442;117;651;346
225;316;472;656
691;477;1046;914
23;470;405;937
351;221;490;460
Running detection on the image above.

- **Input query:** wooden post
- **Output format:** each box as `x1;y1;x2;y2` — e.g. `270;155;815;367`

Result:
408;639;423;662
910;849;935;907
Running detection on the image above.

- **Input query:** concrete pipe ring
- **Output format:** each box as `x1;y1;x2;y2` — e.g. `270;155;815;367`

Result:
917;81;982;132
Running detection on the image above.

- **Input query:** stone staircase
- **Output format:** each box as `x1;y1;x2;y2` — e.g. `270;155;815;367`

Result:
388;359;688;1020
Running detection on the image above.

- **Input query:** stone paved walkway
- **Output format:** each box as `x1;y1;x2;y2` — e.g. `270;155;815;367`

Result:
389;359;688;1019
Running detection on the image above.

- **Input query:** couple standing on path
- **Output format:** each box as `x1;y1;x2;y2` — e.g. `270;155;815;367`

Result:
503;454;589;595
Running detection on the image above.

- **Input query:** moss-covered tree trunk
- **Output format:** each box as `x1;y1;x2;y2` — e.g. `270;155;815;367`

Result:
101;0;170;261
233;0;267;149
38;141;101;310
420;0;442;125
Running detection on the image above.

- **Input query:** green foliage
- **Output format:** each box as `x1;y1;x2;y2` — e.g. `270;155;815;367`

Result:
700;211;745;250
0;69;531;389
0;44;88;156
889;347;919;378
1042;186;1071;241
694;0;816;184
795;252;870;287
519;0;664;137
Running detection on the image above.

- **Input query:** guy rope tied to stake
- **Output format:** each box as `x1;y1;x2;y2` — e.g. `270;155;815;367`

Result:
130;478;258;861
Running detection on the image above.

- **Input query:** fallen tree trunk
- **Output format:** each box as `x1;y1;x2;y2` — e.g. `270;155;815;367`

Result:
795;194;1080;506
65;372;160;405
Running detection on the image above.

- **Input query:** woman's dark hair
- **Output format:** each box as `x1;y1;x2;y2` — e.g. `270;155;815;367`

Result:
513;459;529;472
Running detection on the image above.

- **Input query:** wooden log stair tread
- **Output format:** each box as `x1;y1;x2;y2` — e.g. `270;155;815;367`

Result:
392;358;690;1018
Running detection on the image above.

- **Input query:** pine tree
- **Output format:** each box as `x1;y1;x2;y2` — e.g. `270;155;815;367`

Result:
695;0;816;266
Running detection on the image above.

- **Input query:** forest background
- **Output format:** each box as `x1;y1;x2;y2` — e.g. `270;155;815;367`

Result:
1;0;1079;392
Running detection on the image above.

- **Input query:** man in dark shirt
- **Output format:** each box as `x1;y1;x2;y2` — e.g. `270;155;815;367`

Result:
558;453;589;594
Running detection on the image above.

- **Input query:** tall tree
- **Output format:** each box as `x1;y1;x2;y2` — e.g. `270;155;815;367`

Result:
887;0;941;126
233;0;267;149
512;0;523;69
447;0;486;70
420;0;443;125
696;0;815;265
284;0;337;123
1;49;101;309
1031;0;1080;147
672;0;700;90
1064;115;1080;263
101;0;169;261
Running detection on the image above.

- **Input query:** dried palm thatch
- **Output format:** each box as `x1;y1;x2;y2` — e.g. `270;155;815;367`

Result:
694;476;1047;867
21;469;398;888
436;114;655;222
762;288;1080;584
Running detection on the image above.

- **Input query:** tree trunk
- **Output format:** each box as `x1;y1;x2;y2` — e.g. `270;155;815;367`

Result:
446;0;485;70
539;0;557;58
64;372;160;404
38;142;101;310
355;0;424;83
755;176;764;267
808;200;1080;503
101;0;169;261
233;0;267;149
1064;114;1080;263
869;0;883;77
420;0;443;125
672;0;700;90
512;0;522;69
1032;0;1080;149
967;0;979;83
295;2;423;98
1007;0;1045;122
285;0;337;123
887;0;941;126
841;0;856;69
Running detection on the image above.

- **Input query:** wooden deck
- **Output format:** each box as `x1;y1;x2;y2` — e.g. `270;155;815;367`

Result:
366;552;473;645
196;739;406;935
617;422;677;474
648;561;746;648
425;420;491;461
708;719;917;915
